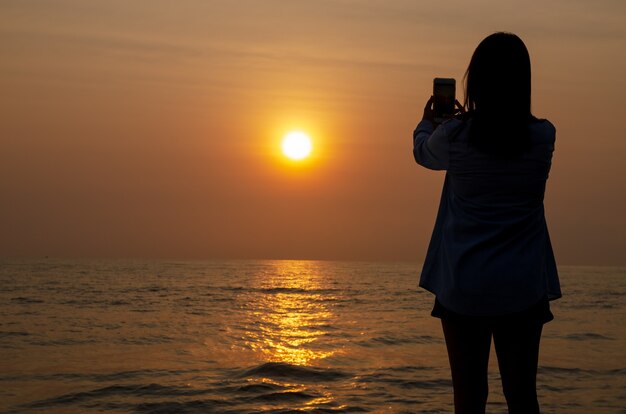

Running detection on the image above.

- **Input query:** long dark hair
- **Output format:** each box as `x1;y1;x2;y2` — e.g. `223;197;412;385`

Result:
464;32;535;156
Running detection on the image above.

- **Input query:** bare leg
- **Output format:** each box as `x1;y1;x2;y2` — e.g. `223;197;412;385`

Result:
441;319;492;414
493;320;543;414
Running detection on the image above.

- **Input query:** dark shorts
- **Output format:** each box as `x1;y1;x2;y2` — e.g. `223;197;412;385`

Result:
431;296;554;325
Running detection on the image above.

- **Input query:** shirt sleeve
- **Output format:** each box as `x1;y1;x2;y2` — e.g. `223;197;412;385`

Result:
413;119;451;170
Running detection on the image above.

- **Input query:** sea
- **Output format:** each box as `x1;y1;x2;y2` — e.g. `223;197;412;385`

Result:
0;260;624;414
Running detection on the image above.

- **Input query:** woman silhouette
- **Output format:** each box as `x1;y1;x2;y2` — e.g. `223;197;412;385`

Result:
413;32;561;414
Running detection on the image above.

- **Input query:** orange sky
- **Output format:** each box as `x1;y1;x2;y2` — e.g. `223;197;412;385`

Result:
1;1;625;264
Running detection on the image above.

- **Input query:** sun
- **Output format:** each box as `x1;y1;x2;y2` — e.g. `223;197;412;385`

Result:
281;131;312;160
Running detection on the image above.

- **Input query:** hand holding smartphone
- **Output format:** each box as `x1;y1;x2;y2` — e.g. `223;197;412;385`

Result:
433;78;456;123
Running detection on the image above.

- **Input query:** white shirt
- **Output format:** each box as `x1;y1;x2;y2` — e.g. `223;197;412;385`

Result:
413;117;562;315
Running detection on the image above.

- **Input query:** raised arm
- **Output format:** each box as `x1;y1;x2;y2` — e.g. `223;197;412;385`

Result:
413;96;463;170
412;97;451;170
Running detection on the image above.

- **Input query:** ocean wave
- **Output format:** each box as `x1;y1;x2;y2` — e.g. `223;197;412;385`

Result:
215;285;345;296
255;287;342;295
357;372;451;390
239;362;350;382
356;334;441;347
235;382;285;393
248;390;317;402
539;366;626;377
116;335;176;345
133;399;236;413
10;297;44;304
23;381;363;414
564;333;615;341
258;407;369;414
0;331;30;338
27;383;215;408
27;338;99;346
0;368;206;384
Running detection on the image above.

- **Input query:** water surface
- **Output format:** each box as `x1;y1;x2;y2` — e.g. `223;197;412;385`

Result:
1;260;624;413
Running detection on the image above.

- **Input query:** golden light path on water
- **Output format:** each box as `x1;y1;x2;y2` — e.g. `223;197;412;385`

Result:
245;261;336;366
241;261;340;408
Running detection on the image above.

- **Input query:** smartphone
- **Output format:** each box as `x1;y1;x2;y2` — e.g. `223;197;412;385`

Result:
433;78;456;123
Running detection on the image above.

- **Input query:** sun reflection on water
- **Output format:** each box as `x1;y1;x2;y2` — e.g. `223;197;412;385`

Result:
245;261;337;366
